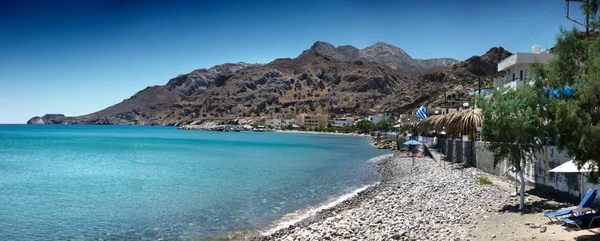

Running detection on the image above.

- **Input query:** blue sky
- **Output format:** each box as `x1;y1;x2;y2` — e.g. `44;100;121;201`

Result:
0;0;586;123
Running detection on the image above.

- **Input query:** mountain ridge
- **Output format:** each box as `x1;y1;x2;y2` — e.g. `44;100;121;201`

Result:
309;41;460;69
27;43;510;126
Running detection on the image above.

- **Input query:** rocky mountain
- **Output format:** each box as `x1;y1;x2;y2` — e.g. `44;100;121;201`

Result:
27;43;511;126
310;41;460;69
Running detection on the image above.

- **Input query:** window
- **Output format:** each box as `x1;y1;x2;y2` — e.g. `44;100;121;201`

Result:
520;70;523;80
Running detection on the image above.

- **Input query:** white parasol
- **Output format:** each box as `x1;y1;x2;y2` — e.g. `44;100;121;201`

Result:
550;160;595;199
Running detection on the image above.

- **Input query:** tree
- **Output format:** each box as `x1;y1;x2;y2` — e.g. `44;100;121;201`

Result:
287;124;293;130
355;120;374;133
478;84;546;210
533;7;600;182
584;0;600;31
299;125;306;131
375;118;395;132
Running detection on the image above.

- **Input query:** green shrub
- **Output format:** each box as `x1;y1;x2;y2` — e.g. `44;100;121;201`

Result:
476;176;493;185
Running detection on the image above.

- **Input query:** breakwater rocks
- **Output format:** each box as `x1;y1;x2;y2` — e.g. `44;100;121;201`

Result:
255;156;508;241
366;134;400;150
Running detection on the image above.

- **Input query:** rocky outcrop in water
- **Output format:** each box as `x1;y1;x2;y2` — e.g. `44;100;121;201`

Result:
27;114;67;124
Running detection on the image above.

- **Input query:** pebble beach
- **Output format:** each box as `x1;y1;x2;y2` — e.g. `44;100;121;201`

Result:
245;156;497;240
245;154;596;241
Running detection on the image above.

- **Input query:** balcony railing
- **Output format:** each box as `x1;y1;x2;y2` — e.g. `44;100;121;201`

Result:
493;77;528;87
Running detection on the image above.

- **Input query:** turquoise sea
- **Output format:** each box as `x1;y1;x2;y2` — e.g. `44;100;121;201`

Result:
0;125;389;240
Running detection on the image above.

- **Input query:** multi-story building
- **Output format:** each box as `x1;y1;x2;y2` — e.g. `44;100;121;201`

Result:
493;45;555;89
296;114;329;128
364;115;390;124
269;119;282;129
333;117;354;127
256;118;267;126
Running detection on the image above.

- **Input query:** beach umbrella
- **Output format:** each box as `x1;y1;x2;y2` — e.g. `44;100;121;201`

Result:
403;140;421;145
421;114;445;131
550;160;595;199
403;139;422;166
444;107;482;137
400;122;418;132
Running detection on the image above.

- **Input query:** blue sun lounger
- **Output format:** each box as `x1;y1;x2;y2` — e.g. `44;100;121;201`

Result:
561;211;600;230
544;189;597;222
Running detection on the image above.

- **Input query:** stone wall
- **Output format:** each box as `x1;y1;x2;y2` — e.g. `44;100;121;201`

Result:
436;138;590;200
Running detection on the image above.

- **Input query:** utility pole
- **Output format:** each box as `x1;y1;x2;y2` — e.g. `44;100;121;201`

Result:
566;0;590;41
586;0;590;42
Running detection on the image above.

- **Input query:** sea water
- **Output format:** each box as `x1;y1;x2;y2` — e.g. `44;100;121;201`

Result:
0;125;389;240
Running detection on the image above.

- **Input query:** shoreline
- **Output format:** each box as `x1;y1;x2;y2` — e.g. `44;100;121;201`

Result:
244;154;512;240
272;130;362;136
204;153;393;241
274;130;399;150
241;154;396;240
259;184;375;236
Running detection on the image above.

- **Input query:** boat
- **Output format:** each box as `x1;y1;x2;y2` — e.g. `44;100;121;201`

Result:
253;126;268;132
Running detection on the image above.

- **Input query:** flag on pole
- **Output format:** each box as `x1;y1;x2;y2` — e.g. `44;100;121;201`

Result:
415;106;428;120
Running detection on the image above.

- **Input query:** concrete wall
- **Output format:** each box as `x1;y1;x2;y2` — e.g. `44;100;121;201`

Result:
436;138;589;200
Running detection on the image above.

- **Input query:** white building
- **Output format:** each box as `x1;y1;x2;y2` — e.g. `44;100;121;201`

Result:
284;119;297;125
493;45;555;89
364;115;390;124
269;119;282;129
333;117;354;127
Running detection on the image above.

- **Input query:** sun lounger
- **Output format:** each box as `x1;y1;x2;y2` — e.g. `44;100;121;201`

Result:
544;189;597;222
561;211;600;230
397;151;424;157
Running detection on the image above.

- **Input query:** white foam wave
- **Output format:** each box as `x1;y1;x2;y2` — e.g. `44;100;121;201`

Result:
366;153;394;164
260;184;376;236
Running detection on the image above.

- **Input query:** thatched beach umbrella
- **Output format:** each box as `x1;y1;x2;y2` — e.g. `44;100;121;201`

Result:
444;107;483;137
400;122;418;132
421;114;446;132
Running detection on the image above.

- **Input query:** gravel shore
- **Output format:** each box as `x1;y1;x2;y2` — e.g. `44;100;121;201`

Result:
246;155;509;241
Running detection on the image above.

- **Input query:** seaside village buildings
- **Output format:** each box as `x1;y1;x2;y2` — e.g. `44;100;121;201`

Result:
493;45;555;89
333;117;354;127
428;45;556;118
430;46;600;202
295;114;329;129
363;115;390;124
262;114;390;130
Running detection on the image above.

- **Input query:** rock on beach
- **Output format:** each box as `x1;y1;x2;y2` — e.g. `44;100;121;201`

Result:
254;155;508;241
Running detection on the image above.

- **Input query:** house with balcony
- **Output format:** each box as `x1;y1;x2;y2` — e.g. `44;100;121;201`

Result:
493;45;555;89
333;117;354;127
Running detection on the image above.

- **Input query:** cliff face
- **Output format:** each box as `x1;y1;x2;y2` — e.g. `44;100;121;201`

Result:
27;43;511;126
